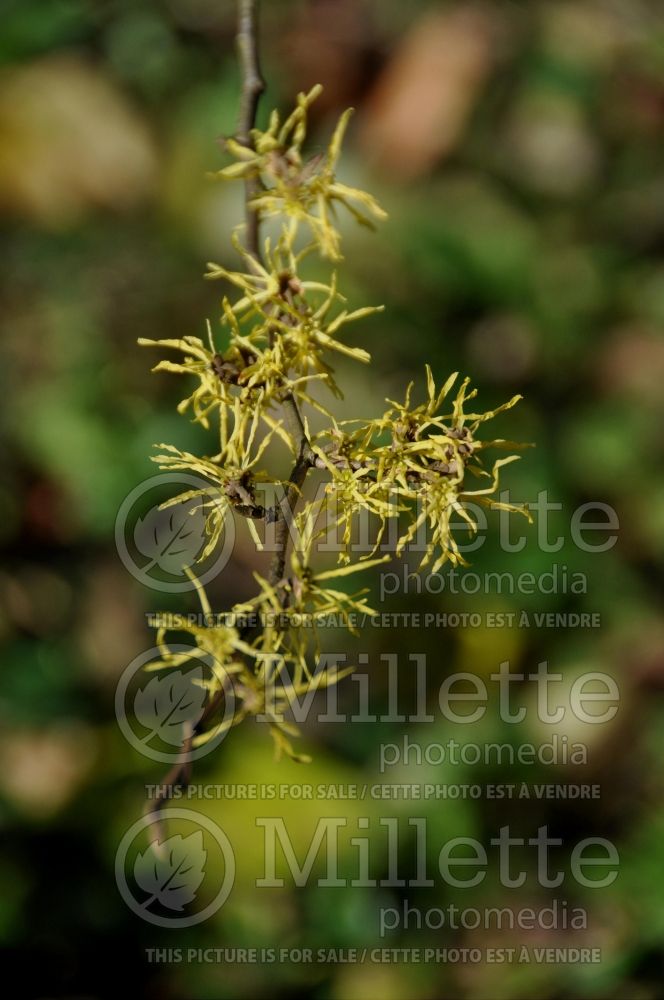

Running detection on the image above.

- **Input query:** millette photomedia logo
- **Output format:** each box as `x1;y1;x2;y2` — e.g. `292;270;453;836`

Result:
115;473;235;592
115;645;237;764
115;808;236;927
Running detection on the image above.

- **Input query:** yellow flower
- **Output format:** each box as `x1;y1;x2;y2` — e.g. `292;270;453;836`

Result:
207;231;382;401
314;369;531;572
138;330;227;430
211;85;387;259
150;569;357;764
233;507;389;689
149;397;282;557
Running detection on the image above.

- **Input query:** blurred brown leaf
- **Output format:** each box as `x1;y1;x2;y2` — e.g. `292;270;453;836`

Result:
277;0;371;114
0;722;97;818
0;56;157;227
358;4;497;179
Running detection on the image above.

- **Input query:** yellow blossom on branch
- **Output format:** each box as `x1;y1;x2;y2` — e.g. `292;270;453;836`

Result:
210;85;387;259
139;73;532;767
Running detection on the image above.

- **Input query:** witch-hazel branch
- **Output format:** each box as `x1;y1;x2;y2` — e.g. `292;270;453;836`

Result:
140;81;531;766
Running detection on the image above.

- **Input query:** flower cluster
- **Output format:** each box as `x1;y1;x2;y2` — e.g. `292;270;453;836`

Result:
314;366;531;571
140;87;531;762
211;84;386;260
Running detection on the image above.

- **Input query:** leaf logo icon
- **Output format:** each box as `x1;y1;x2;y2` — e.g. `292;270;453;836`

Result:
134;667;207;747
134;831;207;911
133;500;208;576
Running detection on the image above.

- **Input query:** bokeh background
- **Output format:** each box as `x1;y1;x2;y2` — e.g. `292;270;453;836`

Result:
1;0;664;997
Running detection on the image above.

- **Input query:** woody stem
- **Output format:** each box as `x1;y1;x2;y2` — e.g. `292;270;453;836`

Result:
236;0;314;587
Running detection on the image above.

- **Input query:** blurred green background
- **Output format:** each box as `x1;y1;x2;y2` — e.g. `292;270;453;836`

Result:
1;0;664;997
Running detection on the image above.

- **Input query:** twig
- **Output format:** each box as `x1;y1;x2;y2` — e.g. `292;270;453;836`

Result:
236;0;265;258
144;724;193;844
147;4;315;831
235;1;315;585
144;2;268;833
